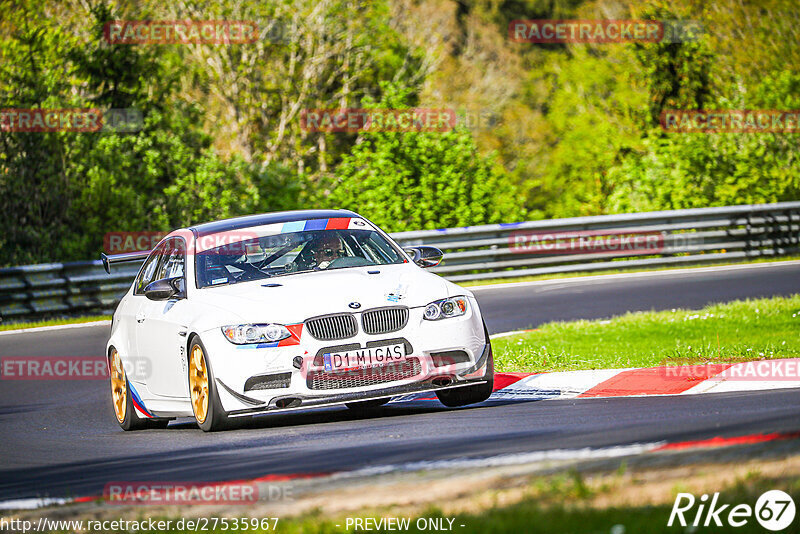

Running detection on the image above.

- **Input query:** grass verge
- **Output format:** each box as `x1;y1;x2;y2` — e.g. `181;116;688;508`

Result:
0;315;110;332
492;294;800;372
40;453;799;533
278;470;799;534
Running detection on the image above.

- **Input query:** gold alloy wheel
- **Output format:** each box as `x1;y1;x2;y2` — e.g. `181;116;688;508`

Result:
110;348;127;423
189;345;209;424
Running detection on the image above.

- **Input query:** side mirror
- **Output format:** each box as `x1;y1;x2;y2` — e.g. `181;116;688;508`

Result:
404;246;444;268
144;277;183;301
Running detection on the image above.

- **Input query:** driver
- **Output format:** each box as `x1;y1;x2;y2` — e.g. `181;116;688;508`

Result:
308;233;346;269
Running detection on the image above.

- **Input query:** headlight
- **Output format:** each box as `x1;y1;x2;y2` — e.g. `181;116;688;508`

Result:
221;323;291;344
423;296;468;320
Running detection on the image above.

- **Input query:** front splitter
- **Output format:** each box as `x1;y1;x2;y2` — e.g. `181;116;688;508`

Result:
225;378;488;418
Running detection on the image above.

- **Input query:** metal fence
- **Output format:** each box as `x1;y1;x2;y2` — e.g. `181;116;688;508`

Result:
2;202;798;322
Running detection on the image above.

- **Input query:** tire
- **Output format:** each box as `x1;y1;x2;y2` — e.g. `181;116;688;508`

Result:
345;398;391;410
435;325;494;408
188;337;230;432
110;348;170;430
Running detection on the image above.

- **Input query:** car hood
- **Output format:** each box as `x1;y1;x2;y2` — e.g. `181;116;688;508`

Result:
189;263;466;325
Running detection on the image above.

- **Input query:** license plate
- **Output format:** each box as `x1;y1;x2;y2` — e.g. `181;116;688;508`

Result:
323;344;406;372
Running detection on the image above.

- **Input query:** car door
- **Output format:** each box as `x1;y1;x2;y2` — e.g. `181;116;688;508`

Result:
120;244;164;372
135;237;191;398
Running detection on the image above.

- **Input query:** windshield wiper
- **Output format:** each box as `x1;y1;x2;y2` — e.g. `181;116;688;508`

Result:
270;267;316;277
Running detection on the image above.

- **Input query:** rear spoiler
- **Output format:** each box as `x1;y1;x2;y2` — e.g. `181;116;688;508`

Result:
101;250;151;274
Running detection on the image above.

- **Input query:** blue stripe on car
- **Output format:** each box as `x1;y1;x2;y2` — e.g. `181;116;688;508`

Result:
235;342;279;349
129;382;154;418
303;219;328;231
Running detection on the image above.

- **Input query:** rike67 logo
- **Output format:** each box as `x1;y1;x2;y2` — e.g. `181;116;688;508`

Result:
669;490;796;531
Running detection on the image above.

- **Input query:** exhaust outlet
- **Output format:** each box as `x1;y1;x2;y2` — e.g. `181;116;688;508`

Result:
431;376;453;387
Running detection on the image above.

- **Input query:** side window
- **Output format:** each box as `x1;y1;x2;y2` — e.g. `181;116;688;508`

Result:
155;239;185;281
134;244;165;295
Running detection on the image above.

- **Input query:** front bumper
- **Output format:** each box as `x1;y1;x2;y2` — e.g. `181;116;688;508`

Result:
200;297;489;414
225;373;489;418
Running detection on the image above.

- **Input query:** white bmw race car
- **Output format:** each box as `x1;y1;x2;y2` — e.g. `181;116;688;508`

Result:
103;210;494;431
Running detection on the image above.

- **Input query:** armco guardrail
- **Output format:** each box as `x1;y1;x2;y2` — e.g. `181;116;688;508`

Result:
1;202;798;321
405;201;800;282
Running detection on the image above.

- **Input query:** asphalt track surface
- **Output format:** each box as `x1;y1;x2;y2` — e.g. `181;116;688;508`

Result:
0;262;798;501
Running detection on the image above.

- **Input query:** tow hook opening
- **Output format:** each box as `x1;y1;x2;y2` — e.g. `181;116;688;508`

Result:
275;397;302;409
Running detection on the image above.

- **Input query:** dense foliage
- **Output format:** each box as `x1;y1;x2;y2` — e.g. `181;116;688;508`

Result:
1;0;798;265
327;84;524;230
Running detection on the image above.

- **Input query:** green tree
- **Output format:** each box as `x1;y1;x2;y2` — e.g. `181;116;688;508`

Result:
529;45;649;217
0;1;275;265
327;84;525;231
606;72;800;212
630;2;715;126
0;0;81;265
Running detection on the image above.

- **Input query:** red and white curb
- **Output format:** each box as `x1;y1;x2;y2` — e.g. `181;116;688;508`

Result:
391;357;800;405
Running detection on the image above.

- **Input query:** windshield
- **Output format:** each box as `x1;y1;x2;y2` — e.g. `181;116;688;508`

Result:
195;225;406;288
